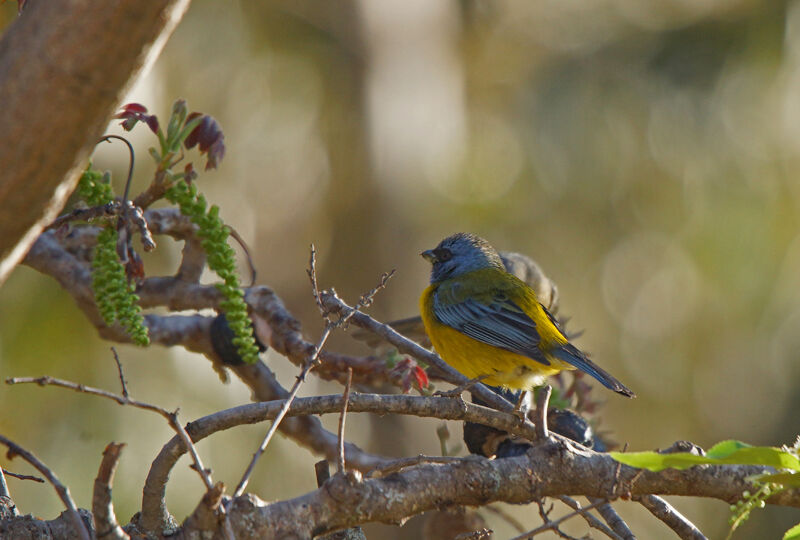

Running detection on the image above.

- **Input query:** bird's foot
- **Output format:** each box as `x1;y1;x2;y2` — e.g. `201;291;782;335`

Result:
512;390;531;422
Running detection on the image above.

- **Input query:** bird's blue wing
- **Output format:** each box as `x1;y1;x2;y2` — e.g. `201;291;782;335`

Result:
433;293;550;366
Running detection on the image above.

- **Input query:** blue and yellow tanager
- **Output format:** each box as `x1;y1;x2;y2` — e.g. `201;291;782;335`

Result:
420;233;635;397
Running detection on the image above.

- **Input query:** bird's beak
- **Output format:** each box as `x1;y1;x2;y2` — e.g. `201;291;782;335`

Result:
421;249;436;263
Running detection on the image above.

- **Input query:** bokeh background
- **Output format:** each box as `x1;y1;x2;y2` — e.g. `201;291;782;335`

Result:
2;1;800;537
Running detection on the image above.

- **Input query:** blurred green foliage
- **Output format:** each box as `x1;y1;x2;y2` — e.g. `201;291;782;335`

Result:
2;1;800;537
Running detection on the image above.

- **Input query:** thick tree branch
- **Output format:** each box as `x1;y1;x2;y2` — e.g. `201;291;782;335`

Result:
0;0;191;285
136;393;800;537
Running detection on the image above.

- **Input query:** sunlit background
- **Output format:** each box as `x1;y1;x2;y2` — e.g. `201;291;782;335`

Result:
1;1;800;537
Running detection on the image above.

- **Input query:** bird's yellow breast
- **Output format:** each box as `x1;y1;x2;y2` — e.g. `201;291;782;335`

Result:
419;282;574;391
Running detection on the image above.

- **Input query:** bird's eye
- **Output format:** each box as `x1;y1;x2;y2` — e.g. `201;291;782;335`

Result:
436;248;452;262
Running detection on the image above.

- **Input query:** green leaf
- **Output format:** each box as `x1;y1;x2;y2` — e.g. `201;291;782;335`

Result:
784;523;800;540
609;440;800;472
754;472;800;488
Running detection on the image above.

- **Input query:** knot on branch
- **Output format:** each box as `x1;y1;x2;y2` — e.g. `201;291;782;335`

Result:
323;471;366;506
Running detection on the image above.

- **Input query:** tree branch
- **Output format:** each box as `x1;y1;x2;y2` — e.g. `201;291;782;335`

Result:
0;0;191;285
135;392;800;536
0;434;90;540
92;443;129;540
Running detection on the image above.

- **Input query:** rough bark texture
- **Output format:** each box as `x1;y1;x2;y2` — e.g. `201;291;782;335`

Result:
0;0;191;285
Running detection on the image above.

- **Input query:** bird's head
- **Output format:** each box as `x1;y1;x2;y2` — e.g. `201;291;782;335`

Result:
421;233;504;283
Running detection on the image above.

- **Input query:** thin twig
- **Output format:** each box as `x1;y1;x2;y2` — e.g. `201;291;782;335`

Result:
337;368;354;473
226;226;256;286
0;434;90;540
232;325;333;497
1;468;45;483
510;499;607;539
319;289;514;413
6;376;214;491
47;203;118;230
435;375;488;398
367;454;464;478
556;496;621;539
307;244;326;318
590;499;635;540
635;494;707;540
110;347;129;398
483;505;527;534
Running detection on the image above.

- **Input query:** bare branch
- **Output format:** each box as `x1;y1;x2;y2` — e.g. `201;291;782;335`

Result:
110;347;129;398
6;375;214;492
556;496;621;539
232;343;325;498
319;289;513;413
1;469;45;484
590;499;635;540
92;442;129;540
136;391;800;536
510;499;607;539
46;203;118;230
635;494;707;540
0;434;90;540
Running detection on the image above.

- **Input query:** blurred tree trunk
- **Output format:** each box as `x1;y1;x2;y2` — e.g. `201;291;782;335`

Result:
0;0;191;285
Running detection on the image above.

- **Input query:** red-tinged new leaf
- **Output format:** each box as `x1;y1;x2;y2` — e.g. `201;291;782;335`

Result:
115;103;158;133
120;103;148;114
205;137;225;170
413;366;429;389
145;115;159;134
184;113;226;170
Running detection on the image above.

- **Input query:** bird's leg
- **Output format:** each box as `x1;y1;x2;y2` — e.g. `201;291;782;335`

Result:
534;384;552;439
513;390;532;421
434;375;489;398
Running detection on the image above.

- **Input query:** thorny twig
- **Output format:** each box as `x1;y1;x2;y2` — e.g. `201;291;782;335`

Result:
233;250;394;497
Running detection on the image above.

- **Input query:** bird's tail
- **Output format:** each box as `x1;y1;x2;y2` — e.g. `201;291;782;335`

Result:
550;344;635;398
